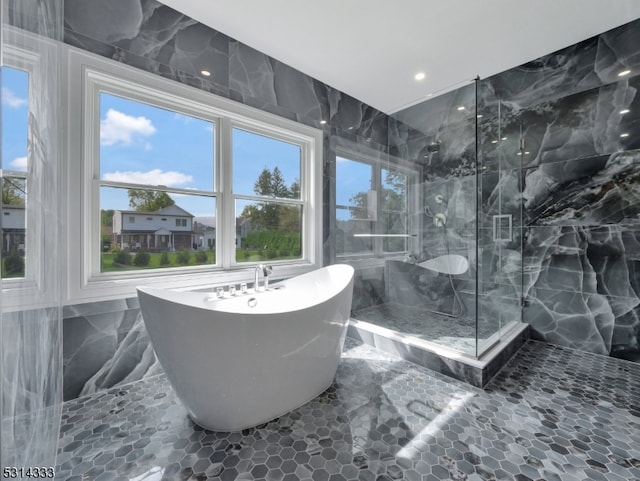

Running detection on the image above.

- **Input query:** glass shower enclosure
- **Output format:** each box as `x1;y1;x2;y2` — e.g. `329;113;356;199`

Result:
348;78;523;359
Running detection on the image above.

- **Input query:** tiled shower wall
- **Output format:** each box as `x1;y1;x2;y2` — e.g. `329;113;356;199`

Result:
390;18;640;362
58;4;640;401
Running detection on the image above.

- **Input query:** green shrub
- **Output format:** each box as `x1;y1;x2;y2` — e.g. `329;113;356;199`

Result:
266;249;278;259
3;253;24;276
133;250;150;266
176;249;191;265
195;250;208;264
113;249;131;266
159;252;170;266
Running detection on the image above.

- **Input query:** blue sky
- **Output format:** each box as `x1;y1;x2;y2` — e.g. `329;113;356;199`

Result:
2;67;29;172
98;93;308;222
2;66;373;222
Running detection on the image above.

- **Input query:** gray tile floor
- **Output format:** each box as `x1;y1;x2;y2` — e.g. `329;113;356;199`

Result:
54;338;640;481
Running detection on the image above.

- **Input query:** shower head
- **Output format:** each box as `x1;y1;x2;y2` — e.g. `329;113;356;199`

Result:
434;194;446;205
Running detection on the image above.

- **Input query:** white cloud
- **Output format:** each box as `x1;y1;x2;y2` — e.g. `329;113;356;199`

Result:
10;156;28;170
102;169;193;186
100;108;156;146
1;86;27;108
204;124;214;133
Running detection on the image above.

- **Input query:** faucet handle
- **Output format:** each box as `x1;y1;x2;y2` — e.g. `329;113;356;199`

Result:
263;265;273;276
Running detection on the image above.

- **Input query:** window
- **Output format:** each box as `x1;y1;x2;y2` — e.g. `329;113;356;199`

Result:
233;128;303;262
68;49;322;300
336;154;415;258
2;65;29;279
98;91;216;273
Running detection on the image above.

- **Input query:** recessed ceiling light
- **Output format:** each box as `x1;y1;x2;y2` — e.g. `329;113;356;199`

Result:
501;137;507;141
200;70;211;77
320;120;327;125
525;151;530;155
457;106;465;111
414;72;426;81
491;140;498;144
620;109;630;114
477;114;483;118
620;133;629;137
618;69;631;77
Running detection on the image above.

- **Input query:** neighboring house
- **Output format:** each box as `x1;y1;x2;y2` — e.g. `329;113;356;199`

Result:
2;204;26;255
193;221;216;250
236;217;252;247
112;204;196;251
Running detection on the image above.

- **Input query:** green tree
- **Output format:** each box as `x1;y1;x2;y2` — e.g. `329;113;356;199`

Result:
381;170;406;211
348;169;406;219
240;167;299;231
100;209;115;227
127;189;175;211
2;177;26;206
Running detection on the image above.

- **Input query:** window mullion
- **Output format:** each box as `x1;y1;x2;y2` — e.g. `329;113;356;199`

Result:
373;165;383;256
219;117;235;269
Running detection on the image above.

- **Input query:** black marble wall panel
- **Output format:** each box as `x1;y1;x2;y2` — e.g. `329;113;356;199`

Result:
388;16;640;364
523;224;640;358
488;20;640;108
62;301;161;401
479;76;640;174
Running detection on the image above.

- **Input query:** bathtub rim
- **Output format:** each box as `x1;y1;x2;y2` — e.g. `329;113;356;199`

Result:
137;263;355;315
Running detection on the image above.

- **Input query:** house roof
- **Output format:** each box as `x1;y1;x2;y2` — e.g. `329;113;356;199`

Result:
116;204;194;217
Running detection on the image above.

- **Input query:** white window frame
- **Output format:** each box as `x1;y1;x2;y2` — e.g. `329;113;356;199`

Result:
335;148;419;263
66;47;323;303
1;37;46;309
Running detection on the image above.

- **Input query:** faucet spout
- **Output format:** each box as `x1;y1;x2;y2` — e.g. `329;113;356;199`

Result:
263;265;273;290
254;264;273;291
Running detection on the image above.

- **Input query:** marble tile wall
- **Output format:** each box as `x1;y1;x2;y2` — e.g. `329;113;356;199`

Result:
389;16;640;362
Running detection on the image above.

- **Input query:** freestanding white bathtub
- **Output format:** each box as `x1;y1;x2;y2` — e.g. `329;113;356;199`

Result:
137;264;354;431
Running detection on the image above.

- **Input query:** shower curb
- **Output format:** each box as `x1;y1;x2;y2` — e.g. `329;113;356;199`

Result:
346;319;530;388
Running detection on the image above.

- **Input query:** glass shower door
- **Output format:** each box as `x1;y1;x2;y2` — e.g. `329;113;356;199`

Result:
475;78;524;357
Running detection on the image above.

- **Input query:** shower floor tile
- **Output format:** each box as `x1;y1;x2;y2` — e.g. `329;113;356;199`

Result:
352;302;497;354
54;338;640;481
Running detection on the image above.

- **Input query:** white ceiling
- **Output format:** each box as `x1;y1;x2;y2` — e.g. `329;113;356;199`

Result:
159;0;640;114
